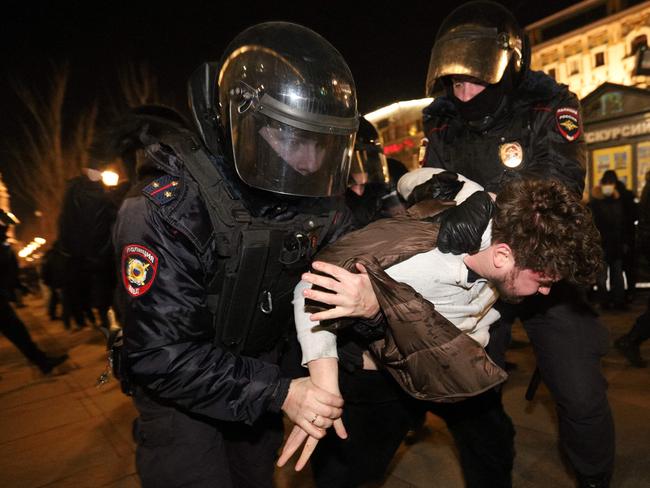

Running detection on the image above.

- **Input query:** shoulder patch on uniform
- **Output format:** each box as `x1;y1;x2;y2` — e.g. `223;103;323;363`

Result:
555;107;581;142
142;175;180;206
122;244;159;297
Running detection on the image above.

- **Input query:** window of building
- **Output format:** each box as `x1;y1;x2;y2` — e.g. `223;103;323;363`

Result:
594;51;605;67
548;68;556;79
568;58;580;76
631;34;648;55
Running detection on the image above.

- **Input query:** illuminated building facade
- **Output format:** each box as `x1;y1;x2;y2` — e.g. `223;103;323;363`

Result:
365;98;432;169
367;1;650;193
529;0;650;195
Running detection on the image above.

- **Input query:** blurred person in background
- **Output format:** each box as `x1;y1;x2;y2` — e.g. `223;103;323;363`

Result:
615;169;650;367
57;167;118;335
0;209;68;374
590;170;626;310
345;117;404;228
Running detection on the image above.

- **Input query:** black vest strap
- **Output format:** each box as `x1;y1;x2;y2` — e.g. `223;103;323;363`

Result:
159;130;337;356
219;229;276;350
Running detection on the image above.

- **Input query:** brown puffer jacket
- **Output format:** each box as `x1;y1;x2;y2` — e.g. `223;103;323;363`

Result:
311;199;507;402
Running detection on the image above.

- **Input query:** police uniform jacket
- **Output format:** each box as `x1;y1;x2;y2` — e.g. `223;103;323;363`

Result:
113;143;295;425
423;70;586;195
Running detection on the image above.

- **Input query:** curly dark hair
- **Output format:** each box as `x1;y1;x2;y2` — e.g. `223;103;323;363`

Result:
491;178;603;285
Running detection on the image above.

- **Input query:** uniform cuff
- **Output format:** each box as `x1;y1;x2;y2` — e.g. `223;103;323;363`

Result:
268;377;292;413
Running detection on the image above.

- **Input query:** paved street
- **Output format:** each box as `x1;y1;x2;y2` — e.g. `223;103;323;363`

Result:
1;293;649;487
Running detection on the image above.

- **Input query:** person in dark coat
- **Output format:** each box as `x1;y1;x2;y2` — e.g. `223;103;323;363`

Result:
613;173;638;300
0;209;68;374
57;170;118;333
590;170;627;309
113;23;356;488
615;169;650;367
415;4;614;486
41;242;68;321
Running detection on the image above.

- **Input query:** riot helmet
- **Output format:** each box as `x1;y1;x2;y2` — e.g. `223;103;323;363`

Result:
426;1;526;97
217;22;359;197
348;117;389;195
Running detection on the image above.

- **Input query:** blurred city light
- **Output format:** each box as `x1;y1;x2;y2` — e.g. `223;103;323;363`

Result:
101;170;119;187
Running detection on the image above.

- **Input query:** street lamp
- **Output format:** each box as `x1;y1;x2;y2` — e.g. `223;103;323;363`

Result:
101;170;119;187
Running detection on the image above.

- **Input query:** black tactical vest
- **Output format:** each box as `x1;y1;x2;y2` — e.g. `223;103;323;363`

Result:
161;131;342;356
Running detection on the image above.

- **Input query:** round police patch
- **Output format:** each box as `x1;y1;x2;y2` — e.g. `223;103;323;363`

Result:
122;244;158;297
498;141;524;168
556;107;581;142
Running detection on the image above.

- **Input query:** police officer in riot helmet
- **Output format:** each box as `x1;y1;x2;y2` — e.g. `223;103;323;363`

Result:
345;116;401;227
113;22;357;487
417;2;614;487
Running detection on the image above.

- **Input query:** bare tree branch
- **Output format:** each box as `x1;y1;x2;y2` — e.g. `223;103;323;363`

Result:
5;65;96;242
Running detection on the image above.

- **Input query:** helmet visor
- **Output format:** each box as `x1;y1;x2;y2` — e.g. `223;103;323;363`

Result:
230;104;354;197
350;144;389;186
426;27;512;95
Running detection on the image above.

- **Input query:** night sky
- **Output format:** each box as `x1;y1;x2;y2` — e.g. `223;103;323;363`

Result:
0;0;577;219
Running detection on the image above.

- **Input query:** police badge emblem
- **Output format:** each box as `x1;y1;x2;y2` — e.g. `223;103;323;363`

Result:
122;244;159;297
556;107;581;141
498;141;524;168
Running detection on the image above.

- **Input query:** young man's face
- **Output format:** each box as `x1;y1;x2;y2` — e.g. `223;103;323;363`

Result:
495;267;556;304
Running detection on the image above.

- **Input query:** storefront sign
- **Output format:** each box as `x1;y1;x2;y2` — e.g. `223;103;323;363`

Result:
585;119;650;143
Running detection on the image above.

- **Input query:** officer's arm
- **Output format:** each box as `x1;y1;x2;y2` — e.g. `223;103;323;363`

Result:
115;198;290;425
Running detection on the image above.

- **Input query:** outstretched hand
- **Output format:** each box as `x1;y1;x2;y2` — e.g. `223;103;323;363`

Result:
302;261;379;322
277;418;348;470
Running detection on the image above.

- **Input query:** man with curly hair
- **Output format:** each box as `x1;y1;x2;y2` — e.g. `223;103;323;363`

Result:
278;175;602;487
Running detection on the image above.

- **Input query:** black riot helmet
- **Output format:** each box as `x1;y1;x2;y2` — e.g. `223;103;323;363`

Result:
213;22;359;197
425;1;527;97
349;117;389;190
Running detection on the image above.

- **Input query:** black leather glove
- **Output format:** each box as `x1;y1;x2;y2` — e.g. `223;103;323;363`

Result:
437;191;495;255
407;170;464;206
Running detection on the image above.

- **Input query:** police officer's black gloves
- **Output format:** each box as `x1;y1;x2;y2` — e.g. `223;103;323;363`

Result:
437;191;495;255
407;170;465;206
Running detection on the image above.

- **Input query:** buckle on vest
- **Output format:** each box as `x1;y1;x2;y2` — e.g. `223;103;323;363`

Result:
260;290;273;314
280;232;312;265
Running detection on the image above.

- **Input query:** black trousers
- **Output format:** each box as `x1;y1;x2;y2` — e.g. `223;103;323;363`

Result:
311;368;416;488
492;282;614;483
0;298;49;367
311;367;513;488
133;391;284;488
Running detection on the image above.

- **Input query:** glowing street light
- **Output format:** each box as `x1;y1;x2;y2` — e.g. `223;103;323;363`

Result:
101;170;119;187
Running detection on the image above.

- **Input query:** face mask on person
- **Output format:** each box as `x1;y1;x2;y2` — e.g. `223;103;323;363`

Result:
601;184;615;196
